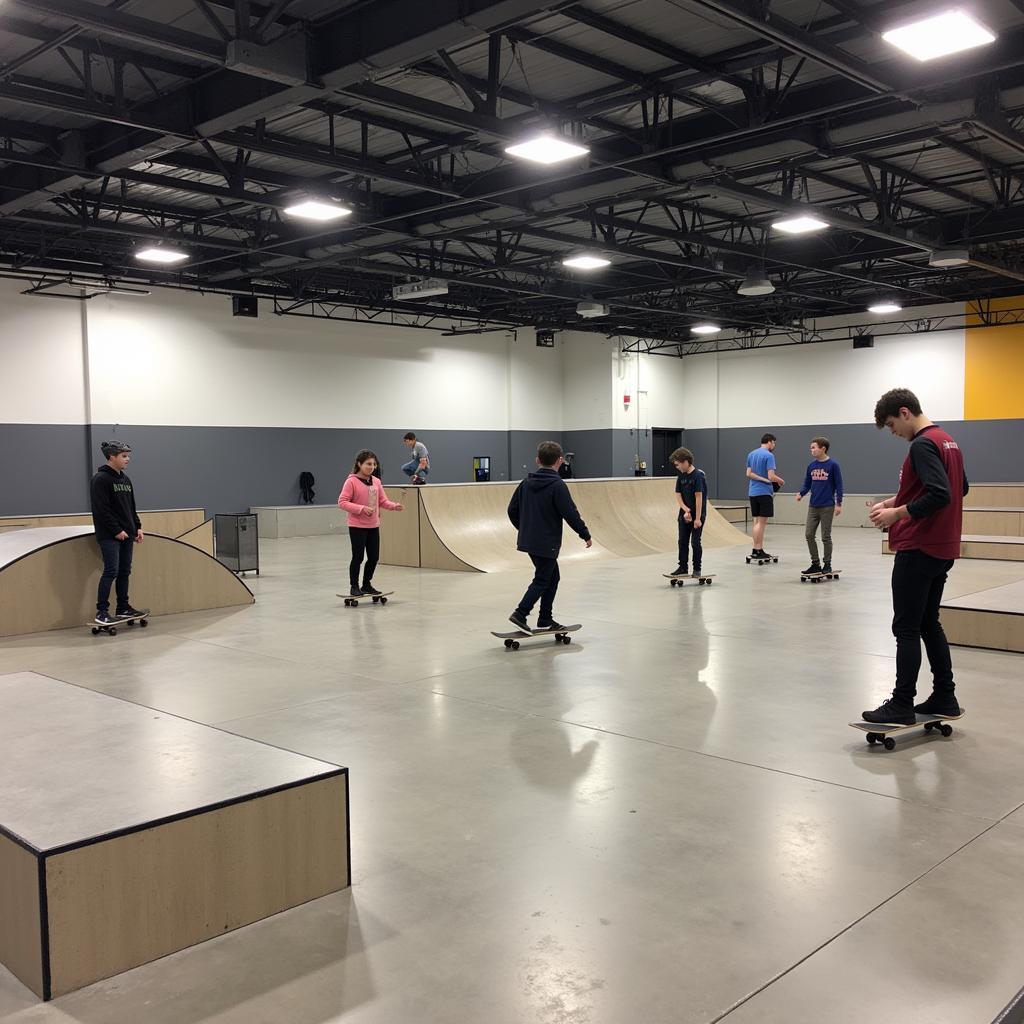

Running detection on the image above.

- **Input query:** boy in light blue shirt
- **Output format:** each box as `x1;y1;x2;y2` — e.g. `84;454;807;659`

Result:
746;433;785;558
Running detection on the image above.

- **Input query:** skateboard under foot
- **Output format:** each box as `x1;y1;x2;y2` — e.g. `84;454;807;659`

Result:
849;708;964;750
800;569;841;583
338;591;393;607
664;573;716;587
491;624;582;650
90;610;150;637
746;555;779;565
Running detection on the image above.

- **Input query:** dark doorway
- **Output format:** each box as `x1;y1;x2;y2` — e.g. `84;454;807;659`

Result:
652;428;683;477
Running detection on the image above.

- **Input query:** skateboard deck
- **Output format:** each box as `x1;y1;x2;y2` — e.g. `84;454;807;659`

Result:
337;591;394;607
664;573;716;587
491;623;582;650
800;569;841;583
745;554;779;565
850;708;964;750
89;610;150;637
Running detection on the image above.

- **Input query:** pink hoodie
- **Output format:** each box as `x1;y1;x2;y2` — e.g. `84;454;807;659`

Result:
337;474;400;528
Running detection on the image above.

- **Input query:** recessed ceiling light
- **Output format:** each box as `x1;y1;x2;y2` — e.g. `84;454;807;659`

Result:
868;302;902;314
882;10;995;62
504;133;590;165
772;215;829;235
283;199;352;222
691;323;721;335
135;247;188;264
562;254;611;270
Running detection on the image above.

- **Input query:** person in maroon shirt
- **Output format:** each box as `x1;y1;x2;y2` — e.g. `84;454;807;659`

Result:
863;388;969;725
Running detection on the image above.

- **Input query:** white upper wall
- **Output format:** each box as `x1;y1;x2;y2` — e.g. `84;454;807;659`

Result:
0;278;87;423
562;331;613;429
611;345;688;431
509;331;563;431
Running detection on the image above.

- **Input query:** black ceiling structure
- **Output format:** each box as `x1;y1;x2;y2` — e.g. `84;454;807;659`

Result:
3;0;1024;352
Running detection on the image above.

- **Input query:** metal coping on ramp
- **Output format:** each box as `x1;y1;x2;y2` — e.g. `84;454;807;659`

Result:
379;478;749;573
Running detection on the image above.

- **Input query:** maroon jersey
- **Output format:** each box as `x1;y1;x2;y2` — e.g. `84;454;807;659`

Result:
889;425;965;560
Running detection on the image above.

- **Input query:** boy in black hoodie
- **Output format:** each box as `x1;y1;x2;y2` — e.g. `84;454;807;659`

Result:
90;440;146;625
507;441;592;632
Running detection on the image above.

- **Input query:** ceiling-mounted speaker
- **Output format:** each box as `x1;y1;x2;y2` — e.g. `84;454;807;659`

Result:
232;295;258;317
853;334;874;349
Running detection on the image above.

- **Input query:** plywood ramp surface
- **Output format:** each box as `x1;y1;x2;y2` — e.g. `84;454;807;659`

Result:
413;479;748;573
0;509;205;536
964;484;1024;508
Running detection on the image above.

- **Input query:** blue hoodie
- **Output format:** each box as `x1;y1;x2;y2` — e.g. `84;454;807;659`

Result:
800;458;844;508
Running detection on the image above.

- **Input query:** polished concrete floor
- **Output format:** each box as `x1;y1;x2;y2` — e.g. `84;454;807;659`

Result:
1;525;1023;1023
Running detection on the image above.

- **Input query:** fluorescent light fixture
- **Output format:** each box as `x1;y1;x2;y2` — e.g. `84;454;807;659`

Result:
283;199;352;222
504;133;590;165
929;247;970;267
562;253;611;270
882;10;995;62
737;269;775;296
772;214;829;235
868;302;902;314
691;323;721;335
135;247;188;264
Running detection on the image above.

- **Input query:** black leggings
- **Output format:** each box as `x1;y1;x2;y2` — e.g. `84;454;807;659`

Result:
348;527;380;587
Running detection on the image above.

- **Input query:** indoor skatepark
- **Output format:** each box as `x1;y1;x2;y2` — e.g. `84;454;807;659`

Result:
4;1;1024;1022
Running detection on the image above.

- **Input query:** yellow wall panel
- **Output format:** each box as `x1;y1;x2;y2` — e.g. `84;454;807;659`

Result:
965;297;1024;420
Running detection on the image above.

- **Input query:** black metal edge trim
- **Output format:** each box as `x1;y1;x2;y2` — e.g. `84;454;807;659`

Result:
42;768;348;857
993;984;1024;1024
38;853;51;1001
0;819;43;855
344;769;352;888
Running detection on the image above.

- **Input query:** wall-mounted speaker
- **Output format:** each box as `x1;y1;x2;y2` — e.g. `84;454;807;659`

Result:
232;295;258;317
536;328;555;347
853;334;874;349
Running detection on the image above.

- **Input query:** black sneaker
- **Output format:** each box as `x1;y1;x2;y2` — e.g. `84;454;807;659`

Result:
862;700;916;726
508;611;529;631
802;563;822;575
692;569;702;578
822;562;833;574
759;550;774;560
914;693;962;717
750;548;760;557
536;619;565;632
94;611;116;625
361;584;382;596
670;565;687;577
115;605;147;619
350;586;363;598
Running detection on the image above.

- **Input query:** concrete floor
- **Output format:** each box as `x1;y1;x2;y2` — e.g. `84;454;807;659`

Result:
1;524;1023;1023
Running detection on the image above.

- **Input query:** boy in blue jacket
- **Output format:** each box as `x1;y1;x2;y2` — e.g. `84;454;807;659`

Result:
507;441;592;632
796;436;843;575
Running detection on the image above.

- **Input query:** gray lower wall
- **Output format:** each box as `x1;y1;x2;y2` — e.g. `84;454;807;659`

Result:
6;419;1021;518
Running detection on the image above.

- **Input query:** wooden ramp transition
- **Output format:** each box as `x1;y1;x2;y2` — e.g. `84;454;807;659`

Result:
942;580;1024;654
0;525;253;637
382;478;749;573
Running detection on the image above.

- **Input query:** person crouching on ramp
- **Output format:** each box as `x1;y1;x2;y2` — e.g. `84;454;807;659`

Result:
507;441;592;633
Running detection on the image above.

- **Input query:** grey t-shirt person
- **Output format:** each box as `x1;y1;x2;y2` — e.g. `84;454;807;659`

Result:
412;441;429;464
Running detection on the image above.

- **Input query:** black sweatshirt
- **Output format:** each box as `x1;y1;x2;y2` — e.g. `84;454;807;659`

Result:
905;433;970;519
507;468;590;558
90;465;142;540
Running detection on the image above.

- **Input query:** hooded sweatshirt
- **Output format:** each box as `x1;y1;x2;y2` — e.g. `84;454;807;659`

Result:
90;464;141;540
507;468;590;558
337;473;400;528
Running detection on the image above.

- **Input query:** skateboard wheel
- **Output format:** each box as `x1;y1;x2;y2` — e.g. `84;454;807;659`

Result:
140;618;148;627
372;596;379;603
940;724;953;738
924;722;934;733
511;641;520;650
706;580;712;585
504;639;513;649
883;737;896;750
380;597;387;605
866;733;878;745
108;626;117;637
91;627;99;635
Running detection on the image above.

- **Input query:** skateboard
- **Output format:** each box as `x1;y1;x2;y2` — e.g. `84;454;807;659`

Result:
664;573;716;587
337;591;393;607
850;708;965;750
800;569;841;583
746;554;779;565
90;610;150;637
491;624;582;650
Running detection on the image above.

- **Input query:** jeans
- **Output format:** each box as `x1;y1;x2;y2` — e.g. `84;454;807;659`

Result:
805;505;835;563
348;527;380;587
677;513;703;572
515;555;560;623
891;550;956;706
96;536;134;613
401;458;429;480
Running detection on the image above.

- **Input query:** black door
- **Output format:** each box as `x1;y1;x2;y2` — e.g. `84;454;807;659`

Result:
652;429;683;477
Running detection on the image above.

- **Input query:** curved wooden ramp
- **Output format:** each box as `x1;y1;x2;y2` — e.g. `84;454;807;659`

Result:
0;526;253;637
410;479;749;573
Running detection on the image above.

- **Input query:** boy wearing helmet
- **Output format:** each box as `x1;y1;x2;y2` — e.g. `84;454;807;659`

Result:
90;440;145;626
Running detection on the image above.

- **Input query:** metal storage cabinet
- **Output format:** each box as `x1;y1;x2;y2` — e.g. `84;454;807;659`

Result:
215;513;259;575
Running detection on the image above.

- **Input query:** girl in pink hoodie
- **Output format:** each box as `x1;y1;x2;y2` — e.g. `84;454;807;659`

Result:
337;450;403;598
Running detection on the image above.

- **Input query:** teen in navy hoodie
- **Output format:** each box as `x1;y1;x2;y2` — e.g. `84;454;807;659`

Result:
507;441;592;632
796;436;844;574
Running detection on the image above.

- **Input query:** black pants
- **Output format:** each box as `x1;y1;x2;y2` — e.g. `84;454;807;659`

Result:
516;555;560;623
677;514;703;572
348;527;380;587
96;536;134;613
891;550;955;705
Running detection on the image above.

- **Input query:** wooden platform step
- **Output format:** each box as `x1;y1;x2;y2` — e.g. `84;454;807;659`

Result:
942;581;1024;654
